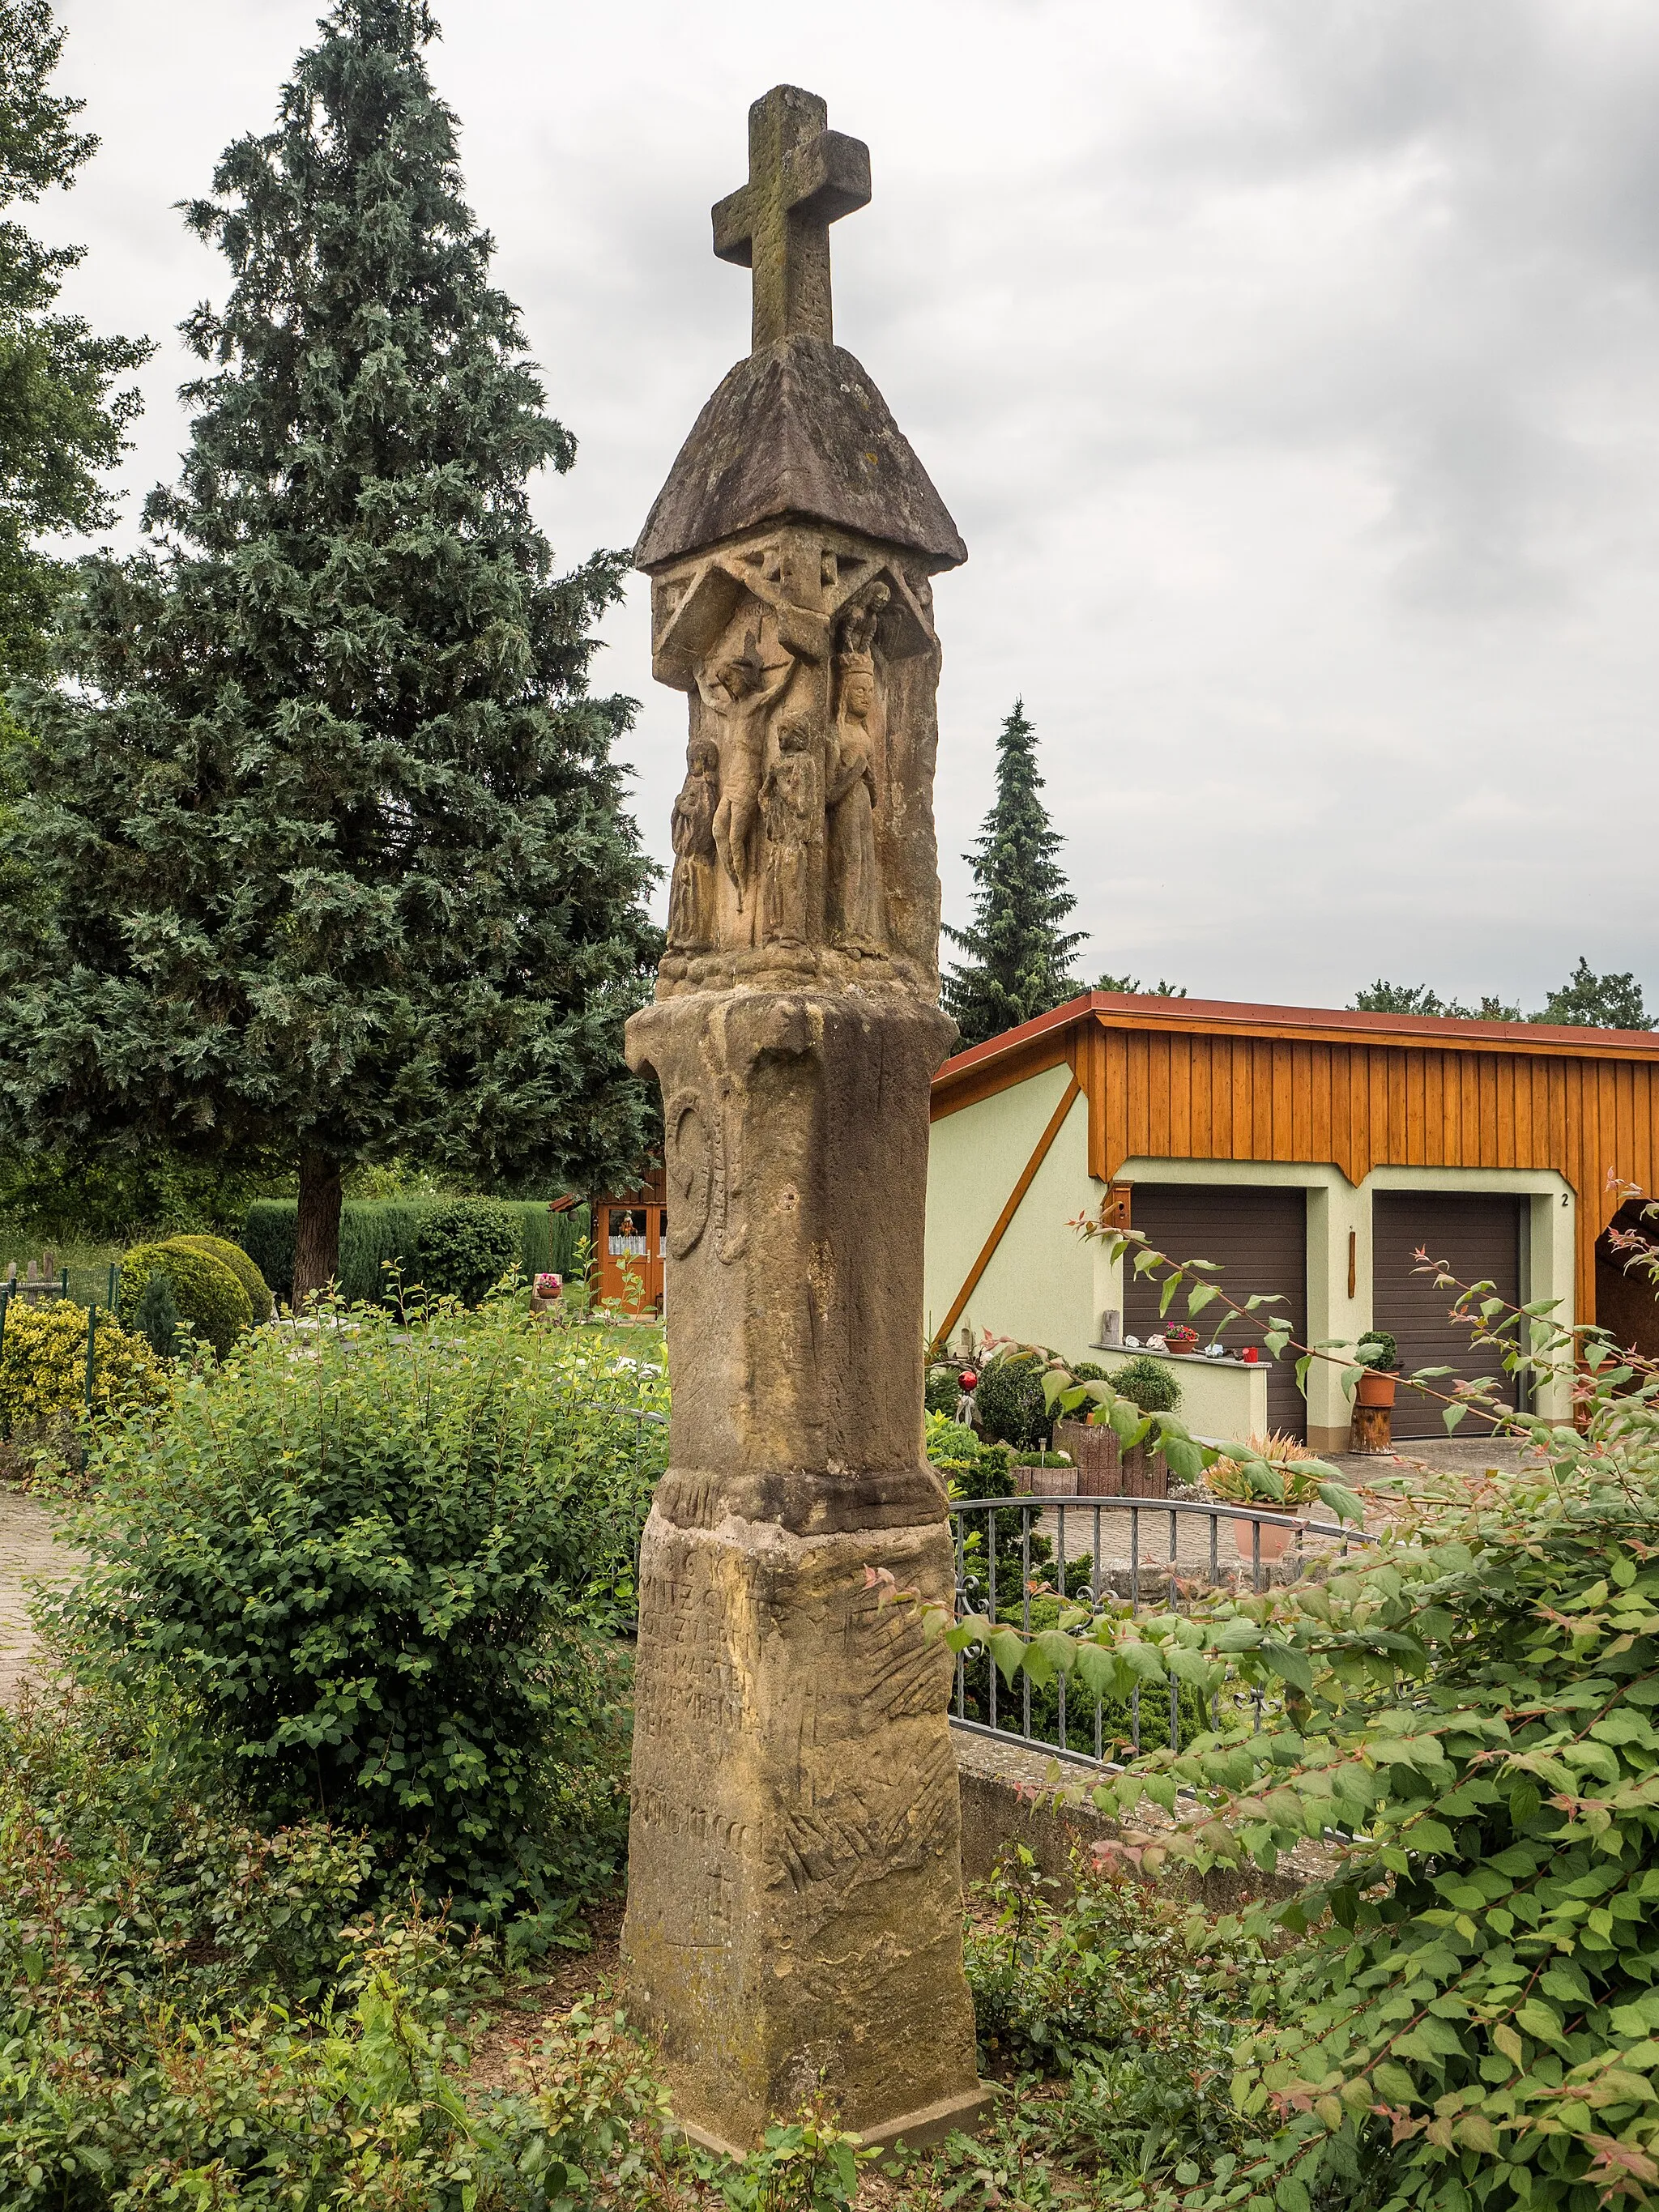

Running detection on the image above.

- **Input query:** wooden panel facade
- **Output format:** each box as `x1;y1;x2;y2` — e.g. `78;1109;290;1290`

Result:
933;994;1659;1329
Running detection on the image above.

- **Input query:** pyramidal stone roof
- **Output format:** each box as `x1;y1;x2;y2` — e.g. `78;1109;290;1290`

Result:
634;331;967;576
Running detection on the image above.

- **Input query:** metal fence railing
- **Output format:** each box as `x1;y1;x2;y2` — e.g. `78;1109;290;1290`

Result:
948;1493;1376;1771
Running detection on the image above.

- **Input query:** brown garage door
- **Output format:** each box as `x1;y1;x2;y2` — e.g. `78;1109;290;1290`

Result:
1122;1186;1308;1439
1371;1193;1521;1438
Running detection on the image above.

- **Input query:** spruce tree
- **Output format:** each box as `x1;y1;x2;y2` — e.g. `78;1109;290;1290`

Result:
942;699;1085;1049
0;1;659;1297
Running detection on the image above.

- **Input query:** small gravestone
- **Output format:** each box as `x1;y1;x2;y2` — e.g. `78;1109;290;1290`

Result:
621;86;984;2154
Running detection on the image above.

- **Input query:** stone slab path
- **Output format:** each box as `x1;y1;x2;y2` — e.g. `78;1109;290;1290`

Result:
0;1481;84;1705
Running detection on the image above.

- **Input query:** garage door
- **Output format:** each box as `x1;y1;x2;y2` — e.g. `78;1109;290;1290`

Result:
1371;1193;1521;1438
1122;1186;1309;1440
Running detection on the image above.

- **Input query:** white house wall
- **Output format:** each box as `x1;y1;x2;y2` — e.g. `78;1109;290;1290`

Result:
923;1067;1097;1360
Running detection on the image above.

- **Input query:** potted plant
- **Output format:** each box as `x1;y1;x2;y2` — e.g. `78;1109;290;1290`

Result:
1100;1355;1181;1498
1355;1332;1401;1407
1205;1431;1326;1559
1164;1324;1199;1357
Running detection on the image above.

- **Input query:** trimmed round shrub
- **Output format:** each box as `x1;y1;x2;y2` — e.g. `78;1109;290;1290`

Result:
0;1302;168;1438
118;1242;252;1359
975;1345;1060;1451
1111;1353;1183;1413
164;1234;274;1322
413;1197;521;1306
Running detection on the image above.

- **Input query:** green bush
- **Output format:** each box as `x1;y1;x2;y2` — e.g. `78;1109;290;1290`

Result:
1110;1352;1182;1413
0;1681;375;2027
0;1302;167;1438
164;1232;274;1320
132;1272;177;1361
45;1300;665;1920
414;1196;522;1305
966;1847;1256;2106
924;1409;1013;1495
117;1240;252;1357
974;1344;1060;1451
925;1364;963;1417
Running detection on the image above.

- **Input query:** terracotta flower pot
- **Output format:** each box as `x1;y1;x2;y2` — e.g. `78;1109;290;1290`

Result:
1234;1514;1304;1562
1356;1370;1397;1408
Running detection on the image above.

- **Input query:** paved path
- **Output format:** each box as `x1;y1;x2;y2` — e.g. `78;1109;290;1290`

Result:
0;1481;85;1705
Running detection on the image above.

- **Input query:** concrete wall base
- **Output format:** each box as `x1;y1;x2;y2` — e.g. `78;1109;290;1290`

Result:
953;1726;1322;1907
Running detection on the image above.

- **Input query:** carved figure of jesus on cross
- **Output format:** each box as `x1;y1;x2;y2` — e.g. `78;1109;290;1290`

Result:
713;84;871;355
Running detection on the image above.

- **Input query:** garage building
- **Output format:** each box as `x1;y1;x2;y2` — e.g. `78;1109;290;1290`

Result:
924;991;1659;1450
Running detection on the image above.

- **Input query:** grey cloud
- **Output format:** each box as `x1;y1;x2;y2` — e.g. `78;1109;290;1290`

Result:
42;0;1659;1008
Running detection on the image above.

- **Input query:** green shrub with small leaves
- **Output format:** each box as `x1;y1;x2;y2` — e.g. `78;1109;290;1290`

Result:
0;1301;167;1438
414;1196;522;1306
44;1298;659;1923
117;1239;251;1357
975;1344;1062;1451
1110;1352;1183;1413
965;1846;1257;2177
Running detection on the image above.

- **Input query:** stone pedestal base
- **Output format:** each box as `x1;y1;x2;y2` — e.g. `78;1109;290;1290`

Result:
622;1505;983;2150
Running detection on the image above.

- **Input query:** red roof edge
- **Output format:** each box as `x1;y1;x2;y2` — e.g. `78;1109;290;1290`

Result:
935;989;1659;1087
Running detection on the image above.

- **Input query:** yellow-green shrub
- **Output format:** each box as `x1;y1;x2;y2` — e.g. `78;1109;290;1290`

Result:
117;1242;251;1357
0;1302;168;1438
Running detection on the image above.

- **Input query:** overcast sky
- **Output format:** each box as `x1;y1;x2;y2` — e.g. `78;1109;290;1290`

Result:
37;0;1659;1011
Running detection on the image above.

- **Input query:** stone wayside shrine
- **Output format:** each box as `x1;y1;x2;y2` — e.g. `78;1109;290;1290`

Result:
621;86;987;2153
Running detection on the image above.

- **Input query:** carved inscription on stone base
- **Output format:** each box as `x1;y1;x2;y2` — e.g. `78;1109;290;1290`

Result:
624;1507;980;2148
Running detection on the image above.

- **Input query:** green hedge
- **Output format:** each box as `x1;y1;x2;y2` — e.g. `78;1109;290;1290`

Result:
243;1198;588;1305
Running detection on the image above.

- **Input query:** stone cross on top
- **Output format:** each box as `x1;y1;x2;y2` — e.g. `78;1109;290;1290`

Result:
712;84;871;355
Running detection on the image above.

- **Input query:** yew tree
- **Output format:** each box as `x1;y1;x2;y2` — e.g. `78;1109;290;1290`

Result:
0;1;659;1295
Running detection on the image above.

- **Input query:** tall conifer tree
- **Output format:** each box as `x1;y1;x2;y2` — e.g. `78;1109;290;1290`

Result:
0;1;659;1295
942;699;1085;1050
0;1;149;899
0;1;149;684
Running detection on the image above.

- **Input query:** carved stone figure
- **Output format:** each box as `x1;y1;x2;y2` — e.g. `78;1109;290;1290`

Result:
826;589;888;951
694;626;799;913
667;739;720;951
760;721;819;946
622;84;981;2157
